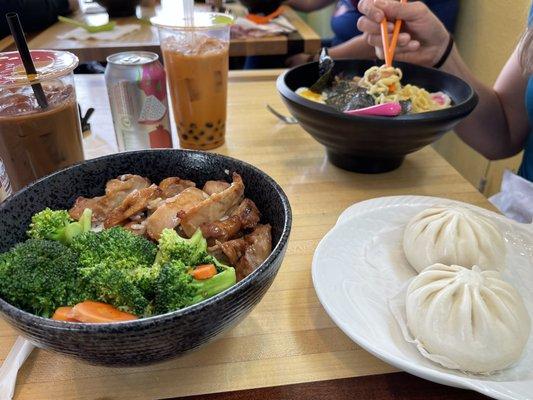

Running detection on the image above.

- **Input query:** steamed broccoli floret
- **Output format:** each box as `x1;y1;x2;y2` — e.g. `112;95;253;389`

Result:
154;259;236;314
0;239;89;317
70;227;158;315
155;228;208;268
28;208;92;244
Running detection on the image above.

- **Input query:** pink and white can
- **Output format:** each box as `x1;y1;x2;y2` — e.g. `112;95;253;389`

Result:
105;51;172;151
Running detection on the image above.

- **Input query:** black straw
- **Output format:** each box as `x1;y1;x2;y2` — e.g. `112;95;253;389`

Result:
5;12;48;109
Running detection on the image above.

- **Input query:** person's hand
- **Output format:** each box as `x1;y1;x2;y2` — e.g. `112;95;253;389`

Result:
286;53;312;67
357;0;450;67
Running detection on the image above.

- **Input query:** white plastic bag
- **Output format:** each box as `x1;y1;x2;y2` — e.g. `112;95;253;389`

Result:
490;170;533;224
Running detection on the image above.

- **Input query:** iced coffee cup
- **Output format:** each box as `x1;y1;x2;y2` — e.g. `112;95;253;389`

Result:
152;13;232;150
0;50;84;191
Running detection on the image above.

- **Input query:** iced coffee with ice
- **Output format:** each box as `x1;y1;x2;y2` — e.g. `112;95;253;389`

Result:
153;13;231;150
0;50;83;191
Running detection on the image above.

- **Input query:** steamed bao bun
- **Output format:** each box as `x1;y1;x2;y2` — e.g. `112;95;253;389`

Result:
406;264;530;374
403;206;506;273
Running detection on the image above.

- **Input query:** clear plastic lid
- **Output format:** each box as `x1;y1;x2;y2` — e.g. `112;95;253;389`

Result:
0;50;79;88
151;12;233;30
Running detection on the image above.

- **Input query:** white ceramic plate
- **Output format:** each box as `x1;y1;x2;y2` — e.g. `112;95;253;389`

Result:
312;196;533;400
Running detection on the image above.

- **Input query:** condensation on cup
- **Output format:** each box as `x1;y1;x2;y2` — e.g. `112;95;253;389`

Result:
0;157;12;203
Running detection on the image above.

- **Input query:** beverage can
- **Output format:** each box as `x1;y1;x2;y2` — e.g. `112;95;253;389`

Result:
105;51;172;151
0;157;12;203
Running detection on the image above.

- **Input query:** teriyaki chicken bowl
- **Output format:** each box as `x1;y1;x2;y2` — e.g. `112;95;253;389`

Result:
0;149;292;366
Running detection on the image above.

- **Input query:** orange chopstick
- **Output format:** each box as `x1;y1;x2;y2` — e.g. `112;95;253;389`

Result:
380;0;408;66
380;19;392;66
387;0;407;63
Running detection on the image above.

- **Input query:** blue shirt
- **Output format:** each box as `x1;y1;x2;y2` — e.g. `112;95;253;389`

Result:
330;0;459;46
518;4;533;181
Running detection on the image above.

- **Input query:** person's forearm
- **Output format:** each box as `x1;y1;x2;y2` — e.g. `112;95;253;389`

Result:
441;46;525;159
284;0;335;13
328;35;376;60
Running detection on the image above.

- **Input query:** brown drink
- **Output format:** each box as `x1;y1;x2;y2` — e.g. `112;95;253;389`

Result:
153;13;232;150
0;84;83;191
0;50;83;191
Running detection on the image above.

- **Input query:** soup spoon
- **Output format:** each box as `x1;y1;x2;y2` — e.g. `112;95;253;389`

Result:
344;102;402;117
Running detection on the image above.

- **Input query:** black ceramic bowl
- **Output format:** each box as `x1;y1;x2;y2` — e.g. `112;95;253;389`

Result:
0;150;291;366
277;60;478;173
239;0;282;14
96;0;140;17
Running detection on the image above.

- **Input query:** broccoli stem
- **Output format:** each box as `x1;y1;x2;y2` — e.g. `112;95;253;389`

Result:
191;267;236;304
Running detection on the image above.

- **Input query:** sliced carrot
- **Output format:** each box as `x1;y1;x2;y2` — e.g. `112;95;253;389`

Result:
388;83;396;93
71;301;138;323
52;306;79;322
191;264;217;280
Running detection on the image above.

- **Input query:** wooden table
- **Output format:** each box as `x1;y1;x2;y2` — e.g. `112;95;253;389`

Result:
24;3;321;62
0;71;491;400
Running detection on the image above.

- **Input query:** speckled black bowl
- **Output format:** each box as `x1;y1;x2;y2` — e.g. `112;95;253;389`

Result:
0;150;291;367
277;60;478;173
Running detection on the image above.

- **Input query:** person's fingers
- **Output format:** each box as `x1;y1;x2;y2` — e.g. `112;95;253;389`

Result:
374;46;385;61
366;33;386;49
397;32;411;47
366;33;419;54
357;17;395;35
373;0;429;22
357;17;379;34
358;0;384;23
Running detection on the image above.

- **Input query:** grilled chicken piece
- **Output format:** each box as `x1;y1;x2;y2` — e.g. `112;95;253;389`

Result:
230;198;261;229
69;174;150;222
201;216;242;243
236;224;272;281
180;173;245;237
200;198;261;242
203;180;230;195
69;196;107;222
219;238;247;266
218;224;272;281
104;184;162;228
145;187;209;240
159;177;196;199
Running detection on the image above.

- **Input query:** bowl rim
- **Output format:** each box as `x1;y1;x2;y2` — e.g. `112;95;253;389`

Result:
0;149;292;331
276;59;479;123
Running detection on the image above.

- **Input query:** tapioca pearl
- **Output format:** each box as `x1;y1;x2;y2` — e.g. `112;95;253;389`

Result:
207;135;214;141
182;134;189;140
198;130;205;136
205;122;213;128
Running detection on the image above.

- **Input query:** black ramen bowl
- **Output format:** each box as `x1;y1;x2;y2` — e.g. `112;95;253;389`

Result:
96;0;140;17
277;59;478;173
0;150;291;367
239;0;283;15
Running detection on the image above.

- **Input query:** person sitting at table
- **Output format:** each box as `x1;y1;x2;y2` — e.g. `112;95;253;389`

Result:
356;0;533;221
245;0;458;68
0;0;79;39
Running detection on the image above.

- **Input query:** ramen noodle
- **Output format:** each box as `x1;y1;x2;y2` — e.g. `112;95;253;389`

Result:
297;65;452;114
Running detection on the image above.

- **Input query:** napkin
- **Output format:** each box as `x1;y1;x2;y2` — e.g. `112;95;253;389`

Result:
57;24;141;41
231;16;296;39
0;337;35;400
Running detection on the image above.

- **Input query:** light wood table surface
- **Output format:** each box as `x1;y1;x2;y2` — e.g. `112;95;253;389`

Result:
0;71;490;400
23;3;321;62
